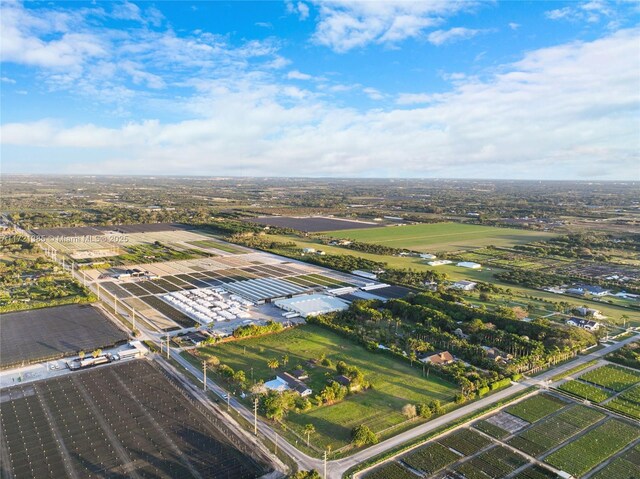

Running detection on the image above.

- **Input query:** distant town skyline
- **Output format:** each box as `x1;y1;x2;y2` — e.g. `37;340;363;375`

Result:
1;0;639;180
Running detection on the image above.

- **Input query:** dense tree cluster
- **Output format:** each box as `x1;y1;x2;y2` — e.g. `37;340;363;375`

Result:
606;341;640;370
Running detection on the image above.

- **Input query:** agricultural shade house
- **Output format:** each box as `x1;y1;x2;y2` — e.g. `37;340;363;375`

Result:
457;261;482;269
274;294;349;318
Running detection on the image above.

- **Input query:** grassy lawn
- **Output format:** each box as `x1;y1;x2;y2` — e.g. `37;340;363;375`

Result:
545;419;640;477
323;222;554;252
198;324;457;450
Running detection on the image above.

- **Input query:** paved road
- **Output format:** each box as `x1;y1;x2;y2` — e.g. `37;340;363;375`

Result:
30;227;639;478
342;333;639;479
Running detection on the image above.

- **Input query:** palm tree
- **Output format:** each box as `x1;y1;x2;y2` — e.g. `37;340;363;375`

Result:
282;354;289;367
267;359;280;370
304;423;315;447
92;348;102;358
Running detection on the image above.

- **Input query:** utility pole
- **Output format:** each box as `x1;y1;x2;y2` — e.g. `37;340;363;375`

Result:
254;397;258;435
275;432;278;455
227;393;230;412
202;361;207;391
166;335;170;359
132;308;136;332
323;450;327;479
96;283;101;300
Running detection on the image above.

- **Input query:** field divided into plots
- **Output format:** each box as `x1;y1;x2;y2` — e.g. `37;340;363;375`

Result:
606;385;640;419
364;392;640;479
578;364;640;391
0;360;266;479
544;418;640;477
0;304;128;368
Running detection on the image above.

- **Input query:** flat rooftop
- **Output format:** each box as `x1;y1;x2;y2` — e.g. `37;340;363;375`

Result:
275;294;349;317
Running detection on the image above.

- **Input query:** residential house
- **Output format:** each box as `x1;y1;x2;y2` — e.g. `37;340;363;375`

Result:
264;373;312;396
566;317;600;331
419;351;455;366
482;346;513;362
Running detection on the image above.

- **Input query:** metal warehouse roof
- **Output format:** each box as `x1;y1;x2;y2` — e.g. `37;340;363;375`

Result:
221;277;308;302
274;294;349;317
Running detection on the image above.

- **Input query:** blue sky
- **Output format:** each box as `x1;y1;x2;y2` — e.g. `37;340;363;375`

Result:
1;0;639;179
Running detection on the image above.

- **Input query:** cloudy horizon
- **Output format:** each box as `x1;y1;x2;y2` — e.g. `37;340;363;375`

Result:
1;0;639;180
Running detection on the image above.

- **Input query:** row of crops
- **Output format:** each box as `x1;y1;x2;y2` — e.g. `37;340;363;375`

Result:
591;443;640;479
366;390;639;479
557;363;640;420
558;380;613;402
455;446;527;479
507;405;605;456
578;364;640;392
544;418;640;477
503;394;567;423
605;385;640;419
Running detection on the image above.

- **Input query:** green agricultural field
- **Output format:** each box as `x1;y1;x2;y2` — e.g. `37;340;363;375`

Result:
197;324;457;450
579;365;640;392
402;442;460;475
507;405;605;457
324;222;554;252
506;394;567;423
263;233;640;327
365;461;418;479
545;419;640;477
438;428;491;456
558;380;614;403
605;385;640;419
473;420;510;439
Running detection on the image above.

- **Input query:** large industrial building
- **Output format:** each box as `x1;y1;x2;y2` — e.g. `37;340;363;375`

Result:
274;294;349;318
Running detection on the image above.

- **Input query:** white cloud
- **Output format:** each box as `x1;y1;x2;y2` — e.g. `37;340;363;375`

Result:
395;93;435;105
545;0;617;24
111;1;142;22
287;70;313;80
0;1;289;110
363;87;384;100
3;28;638;180
287;1;310;20
1;76;16;83
508;22;520;30
427;27;483;46
310;1;479;52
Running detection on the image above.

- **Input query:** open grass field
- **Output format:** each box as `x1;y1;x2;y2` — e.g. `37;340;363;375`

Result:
198;324;457;450
544;418;640;477
323;222;554;252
